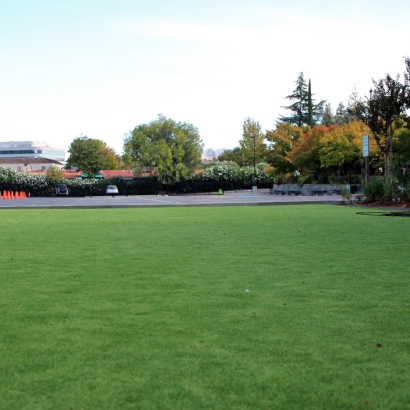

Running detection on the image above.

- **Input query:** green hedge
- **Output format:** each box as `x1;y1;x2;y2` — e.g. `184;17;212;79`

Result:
0;165;273;197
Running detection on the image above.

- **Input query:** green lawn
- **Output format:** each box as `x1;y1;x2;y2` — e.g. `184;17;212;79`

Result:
0;205;409;409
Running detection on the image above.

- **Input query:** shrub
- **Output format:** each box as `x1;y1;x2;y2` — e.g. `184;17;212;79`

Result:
200;161;240;183
340;188;352;203
364;177;389;202
239;163;273;187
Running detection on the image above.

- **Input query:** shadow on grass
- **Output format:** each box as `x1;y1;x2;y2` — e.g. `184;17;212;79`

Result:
357;211;410;217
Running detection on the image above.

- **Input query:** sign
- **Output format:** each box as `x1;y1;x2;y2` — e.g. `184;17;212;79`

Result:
363;134;369;157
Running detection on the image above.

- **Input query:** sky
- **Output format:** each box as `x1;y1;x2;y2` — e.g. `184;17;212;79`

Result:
0;0;409;157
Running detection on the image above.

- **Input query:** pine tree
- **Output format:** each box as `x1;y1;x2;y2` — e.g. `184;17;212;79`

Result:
280;72;308;127
280;73;326;127
334;102;349;126
307;80;313;126
321;103;334;126
346;87;363;122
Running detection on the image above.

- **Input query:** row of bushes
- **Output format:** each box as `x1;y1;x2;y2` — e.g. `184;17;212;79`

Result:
0;163;274;197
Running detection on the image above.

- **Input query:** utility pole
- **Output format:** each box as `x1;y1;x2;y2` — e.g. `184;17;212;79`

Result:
251;136;257;193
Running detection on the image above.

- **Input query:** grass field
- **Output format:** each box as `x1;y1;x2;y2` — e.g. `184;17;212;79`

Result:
0;205;409;409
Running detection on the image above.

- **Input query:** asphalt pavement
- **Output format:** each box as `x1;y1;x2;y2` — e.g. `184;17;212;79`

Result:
0;189;342;209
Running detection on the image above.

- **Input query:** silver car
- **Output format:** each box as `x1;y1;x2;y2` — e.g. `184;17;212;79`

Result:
106;185;119;196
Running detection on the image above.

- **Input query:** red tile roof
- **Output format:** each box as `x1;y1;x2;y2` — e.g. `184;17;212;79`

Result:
62;171;83;179
100;170;135;179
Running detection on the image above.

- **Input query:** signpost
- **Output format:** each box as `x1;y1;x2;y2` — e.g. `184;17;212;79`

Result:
363;135;369;183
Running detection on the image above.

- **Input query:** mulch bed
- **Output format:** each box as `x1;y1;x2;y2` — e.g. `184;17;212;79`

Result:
361;198;410;208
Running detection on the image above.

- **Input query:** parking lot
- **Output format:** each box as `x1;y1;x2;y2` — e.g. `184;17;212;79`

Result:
0;190;342;209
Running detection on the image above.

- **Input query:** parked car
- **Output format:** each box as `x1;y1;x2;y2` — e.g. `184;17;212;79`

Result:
106;185;119;196
56;184;68;196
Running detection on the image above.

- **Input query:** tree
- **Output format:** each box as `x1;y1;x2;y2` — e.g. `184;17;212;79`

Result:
45;166;64;185
404;57;410;124
280;73;326;126
353;68;409;179
334;102;349;126
307;79;314;126
290;125;329;174
265;123;310;173
101;143;120;170
346;88;364;122
218;147;248;167
123;114;203;183
239;117;266;165
321;103;334;126
66;135;105;176
394;127;410;167
319;121;377;170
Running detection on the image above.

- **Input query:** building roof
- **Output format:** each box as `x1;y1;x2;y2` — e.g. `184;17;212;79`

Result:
0;157;63;165
61;170;152;179
100;170;136;179
62;170;83;179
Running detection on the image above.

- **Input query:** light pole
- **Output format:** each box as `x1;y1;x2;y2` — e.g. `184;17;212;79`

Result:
251;136;256;193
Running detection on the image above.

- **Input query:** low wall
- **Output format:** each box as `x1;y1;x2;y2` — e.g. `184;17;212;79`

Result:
272;184;348;196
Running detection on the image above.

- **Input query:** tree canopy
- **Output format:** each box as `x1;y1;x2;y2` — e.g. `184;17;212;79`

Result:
280;73;326;127
265;123;310;173
353;62;410;178
217;147;248;167
239;117;266;165
123;115;203;183
45;166;64;185
66;136;106;176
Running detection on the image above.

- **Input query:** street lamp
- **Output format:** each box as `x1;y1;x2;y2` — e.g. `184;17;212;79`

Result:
251;136;256;193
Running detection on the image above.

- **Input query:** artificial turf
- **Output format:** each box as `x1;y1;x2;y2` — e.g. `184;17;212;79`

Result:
0;205;409;409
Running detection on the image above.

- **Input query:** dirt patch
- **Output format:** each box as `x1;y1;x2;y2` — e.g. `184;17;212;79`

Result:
362;198;410;208
339;197;410;208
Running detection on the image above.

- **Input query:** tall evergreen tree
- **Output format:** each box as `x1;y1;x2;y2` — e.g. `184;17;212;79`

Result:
280;73;326;127
307;80;313;126
280;72;308;127
346;88;363;122
334;102;349;126
321;103;334;126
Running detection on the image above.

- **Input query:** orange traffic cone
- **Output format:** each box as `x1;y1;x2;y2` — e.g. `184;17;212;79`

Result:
15;191;20;199
5;191;10;199
21;191;26;199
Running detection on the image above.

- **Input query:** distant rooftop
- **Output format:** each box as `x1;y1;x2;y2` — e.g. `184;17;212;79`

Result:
0;140;65;162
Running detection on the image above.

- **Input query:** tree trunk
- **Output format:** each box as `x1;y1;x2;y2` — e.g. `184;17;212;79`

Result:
386;125;394;180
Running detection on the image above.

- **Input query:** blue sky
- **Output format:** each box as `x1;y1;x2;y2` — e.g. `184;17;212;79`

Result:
0;0;409;156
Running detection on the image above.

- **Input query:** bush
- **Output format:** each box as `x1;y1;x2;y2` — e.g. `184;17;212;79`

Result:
239;163;273;187
364;177;389;202
341;188;352;203
201;161;240;183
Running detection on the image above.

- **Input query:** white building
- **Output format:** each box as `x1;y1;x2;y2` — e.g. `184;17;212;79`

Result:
0;158;64;172
0;141;65;162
